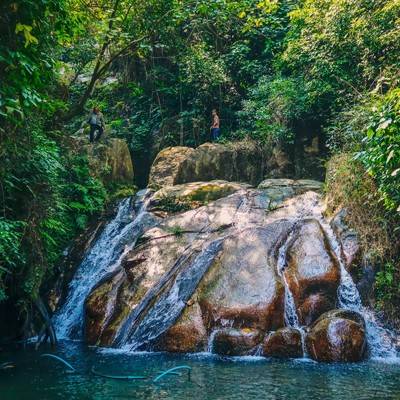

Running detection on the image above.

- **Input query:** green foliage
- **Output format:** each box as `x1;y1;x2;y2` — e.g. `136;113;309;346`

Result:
0;0;73;123
356;89;400;212
375;261;400;307
152;196;192;214
238;76;310;143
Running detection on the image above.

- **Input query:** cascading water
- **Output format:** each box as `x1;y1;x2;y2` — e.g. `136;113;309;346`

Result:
115;239;224;350
321;220;398;360
53;183;398;362
53;189;155;339
276;227;307;357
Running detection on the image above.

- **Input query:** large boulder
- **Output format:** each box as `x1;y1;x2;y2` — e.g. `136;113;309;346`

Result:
149;180;249;216
305;309;367;362
148;146;195;188
284;219;341;324
262;327;303;358
197;225;287;333
212;328;262;356
80;180;364;362
149;141;292;189
67;136;134;185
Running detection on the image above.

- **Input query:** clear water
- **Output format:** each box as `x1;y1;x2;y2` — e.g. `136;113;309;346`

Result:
2;341;400;400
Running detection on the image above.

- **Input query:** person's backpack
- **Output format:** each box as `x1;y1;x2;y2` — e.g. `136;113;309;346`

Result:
88;113;97;125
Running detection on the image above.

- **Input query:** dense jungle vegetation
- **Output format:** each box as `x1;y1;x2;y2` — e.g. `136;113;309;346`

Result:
0;0;399;338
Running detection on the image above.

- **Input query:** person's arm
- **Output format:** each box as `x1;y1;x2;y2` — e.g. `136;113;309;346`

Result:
212;115;219;128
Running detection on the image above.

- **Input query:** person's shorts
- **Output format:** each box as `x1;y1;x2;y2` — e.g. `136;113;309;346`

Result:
211;128;220;140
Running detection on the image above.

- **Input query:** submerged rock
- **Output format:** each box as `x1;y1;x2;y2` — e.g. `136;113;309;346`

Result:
305;309;367;362
262;328;303;358
213;328;262;356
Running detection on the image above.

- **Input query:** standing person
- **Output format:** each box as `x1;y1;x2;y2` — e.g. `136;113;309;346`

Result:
210;109;220;141
87;107;105;143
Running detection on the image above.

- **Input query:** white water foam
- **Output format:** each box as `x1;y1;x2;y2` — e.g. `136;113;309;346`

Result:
53;190;154;339
319;213;399;360
276;228;307;356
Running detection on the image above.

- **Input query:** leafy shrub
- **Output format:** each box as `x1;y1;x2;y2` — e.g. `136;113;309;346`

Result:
356;89;400;212
237;76;311;144
325;153;398;262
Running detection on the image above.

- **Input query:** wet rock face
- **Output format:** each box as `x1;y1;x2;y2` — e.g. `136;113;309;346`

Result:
297;293;335;326
213;328;262;356
285;219;341;321
197;225;288;333
78;179;366;362
262;328;303;358
155;303;207;353
305;310;367;362
330;209;361;271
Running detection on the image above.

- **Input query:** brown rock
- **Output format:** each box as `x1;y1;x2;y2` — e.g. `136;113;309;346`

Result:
298;293;335;326
198;224;290;332
262;328;303;358
213;328;262;356
305;309;366;362
85;270;125;345
149;146;195;189
155;302;207;353
330;209;361;271
285;219;340;314
148;142;268;189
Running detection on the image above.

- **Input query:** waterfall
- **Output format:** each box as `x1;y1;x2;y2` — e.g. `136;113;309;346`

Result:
321;219;398;360
53;189;155;339
276;227;307;356
207;329;219;353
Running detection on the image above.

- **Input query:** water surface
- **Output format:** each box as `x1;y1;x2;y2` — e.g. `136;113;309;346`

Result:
1;342;400;400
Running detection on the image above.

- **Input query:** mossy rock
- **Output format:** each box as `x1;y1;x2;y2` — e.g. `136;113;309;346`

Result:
150;180;249;213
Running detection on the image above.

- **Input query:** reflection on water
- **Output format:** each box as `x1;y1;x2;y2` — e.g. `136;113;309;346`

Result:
1;341;400;400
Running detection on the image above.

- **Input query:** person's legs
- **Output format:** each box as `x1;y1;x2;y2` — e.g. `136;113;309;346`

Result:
95;125;104;141
211;128;220;141
89;124;96;143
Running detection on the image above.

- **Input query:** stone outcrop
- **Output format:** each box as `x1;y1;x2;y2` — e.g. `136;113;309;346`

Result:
305;310;367;362
262;328;303;358
330;209;361;271
148;141;291;189
67;136;134;185
284;219;341;325
76;178;367;362
213;328;262;356
149;180;250;216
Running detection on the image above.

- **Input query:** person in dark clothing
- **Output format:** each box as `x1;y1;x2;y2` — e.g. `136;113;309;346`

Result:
87;107;105;143
210;109;220;141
